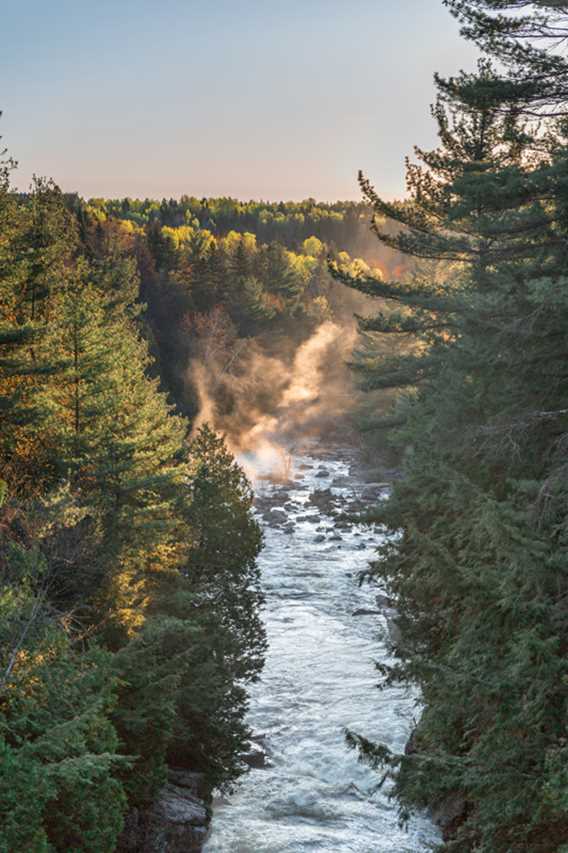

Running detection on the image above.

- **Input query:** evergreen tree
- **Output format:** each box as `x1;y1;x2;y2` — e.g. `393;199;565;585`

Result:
0;135;268;848
336;22;568;853
166;426;266;788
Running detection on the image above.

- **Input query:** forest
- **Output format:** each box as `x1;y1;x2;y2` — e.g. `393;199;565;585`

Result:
0;131;391;848
3;0;568;851
337;1;568;851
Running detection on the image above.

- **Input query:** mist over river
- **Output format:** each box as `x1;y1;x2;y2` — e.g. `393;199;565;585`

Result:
204;443;439;852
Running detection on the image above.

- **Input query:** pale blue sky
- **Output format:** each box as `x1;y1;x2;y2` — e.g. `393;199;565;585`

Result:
3;1;477;201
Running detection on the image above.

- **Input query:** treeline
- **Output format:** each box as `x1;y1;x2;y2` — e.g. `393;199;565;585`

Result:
81;195;391;262
338;2;568;852
0;156;266;847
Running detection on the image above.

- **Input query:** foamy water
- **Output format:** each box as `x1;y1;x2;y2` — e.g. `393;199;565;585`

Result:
204;446;439;853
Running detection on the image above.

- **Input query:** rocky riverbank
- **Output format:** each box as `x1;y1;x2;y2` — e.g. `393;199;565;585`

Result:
117;768;211;853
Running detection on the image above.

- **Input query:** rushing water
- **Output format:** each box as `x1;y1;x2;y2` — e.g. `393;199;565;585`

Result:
204;445;439;853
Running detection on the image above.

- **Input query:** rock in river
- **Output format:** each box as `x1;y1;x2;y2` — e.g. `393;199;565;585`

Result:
265;508;288;525
241;741;269;769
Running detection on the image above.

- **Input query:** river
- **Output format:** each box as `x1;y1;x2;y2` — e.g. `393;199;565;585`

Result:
204;443;439;852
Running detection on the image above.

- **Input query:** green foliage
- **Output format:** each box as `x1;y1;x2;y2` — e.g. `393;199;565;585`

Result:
0;139;267;847
0;544;127;852
336;7;568;851
167;427;266;788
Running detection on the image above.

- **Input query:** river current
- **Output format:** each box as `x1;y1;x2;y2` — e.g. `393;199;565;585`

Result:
204;444;439;852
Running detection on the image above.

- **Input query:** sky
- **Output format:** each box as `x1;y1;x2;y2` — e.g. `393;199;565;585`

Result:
3;0;478;202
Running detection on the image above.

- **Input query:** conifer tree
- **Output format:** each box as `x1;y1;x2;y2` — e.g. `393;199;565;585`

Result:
337;18;568;852
1;137;268;848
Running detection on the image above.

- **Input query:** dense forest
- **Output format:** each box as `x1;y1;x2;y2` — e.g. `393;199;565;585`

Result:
4;0;568;850
70;192;397;454
0;158;275;848
337;1;568;851
0;128;391;847
79;195;405;271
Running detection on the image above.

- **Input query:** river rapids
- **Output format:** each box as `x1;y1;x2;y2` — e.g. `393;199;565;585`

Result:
204;444;439;852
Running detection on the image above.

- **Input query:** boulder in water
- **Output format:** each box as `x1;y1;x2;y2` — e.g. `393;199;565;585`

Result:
265;508;288;525
308;488;338;513
241;741;268;769
331;475;355;488
315;467;331;478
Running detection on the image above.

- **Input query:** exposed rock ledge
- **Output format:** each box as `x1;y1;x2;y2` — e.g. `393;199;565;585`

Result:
118;768;211;853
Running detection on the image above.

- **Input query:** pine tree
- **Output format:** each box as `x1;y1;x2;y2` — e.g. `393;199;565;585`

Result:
336;27;568;853
0;177;75;498
166;426;266;788
0;137;268;848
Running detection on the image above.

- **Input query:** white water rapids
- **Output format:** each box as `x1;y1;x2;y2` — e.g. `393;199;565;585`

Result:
204;444;439;852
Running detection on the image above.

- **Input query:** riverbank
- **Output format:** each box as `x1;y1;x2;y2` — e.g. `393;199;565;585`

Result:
117;769;211;852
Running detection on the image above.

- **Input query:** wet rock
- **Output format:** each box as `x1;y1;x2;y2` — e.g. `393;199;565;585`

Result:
331;475;355;488
250;731;268;743
255;492;289;513
315;467;331;478
344;499;366;515
282;523;295;535
298;463;313;471
356;542;367;550
150;784;209;850
241;741;268;769
308;488;338;513
118;770;210;852
265;508;288;525
352;608;381;616
314;534;326;543
376;593;395;609
329;533;342;541
167;769;208;799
